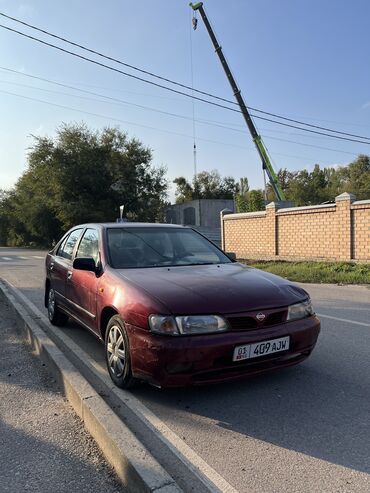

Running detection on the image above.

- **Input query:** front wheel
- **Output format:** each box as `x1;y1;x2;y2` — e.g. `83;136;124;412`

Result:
105;316;137;389
47;287;68;326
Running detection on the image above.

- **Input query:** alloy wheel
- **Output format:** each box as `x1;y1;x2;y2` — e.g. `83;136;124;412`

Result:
48;288;56;320
106;325;126;377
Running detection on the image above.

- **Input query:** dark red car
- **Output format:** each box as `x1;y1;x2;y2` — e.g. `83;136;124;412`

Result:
45;223;320;388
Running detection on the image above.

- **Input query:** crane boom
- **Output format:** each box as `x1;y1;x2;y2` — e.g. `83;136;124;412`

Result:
190;1;286;201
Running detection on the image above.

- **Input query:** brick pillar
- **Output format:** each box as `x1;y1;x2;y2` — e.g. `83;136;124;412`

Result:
266;202;279;256
335;192;355;261
220;208;233;251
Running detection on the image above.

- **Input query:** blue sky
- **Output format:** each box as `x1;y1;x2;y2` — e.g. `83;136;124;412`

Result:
0;0;369;200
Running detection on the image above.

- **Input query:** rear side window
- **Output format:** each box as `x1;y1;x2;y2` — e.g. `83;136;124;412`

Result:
56;236;68;257
59;229;83;260
76;229;99;264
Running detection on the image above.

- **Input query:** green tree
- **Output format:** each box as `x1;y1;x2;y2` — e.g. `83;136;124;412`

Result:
285;166;329;205
173;170;237;203
173;176;194;203
235;177;249;212
247;189;265;211
266;156;370;206
266;168;294;202
234;178;265;212
0;190;13;245
0;123;168;246
338;155;370;199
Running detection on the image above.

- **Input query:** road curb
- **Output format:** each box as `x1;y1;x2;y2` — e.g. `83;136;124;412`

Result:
0;280;182;493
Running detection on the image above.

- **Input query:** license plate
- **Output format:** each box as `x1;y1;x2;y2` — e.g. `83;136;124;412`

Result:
233;336;290;362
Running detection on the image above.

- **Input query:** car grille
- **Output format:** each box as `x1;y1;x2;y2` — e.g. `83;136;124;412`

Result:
227;309;287;331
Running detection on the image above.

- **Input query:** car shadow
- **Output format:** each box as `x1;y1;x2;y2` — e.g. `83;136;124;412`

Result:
133;325;370;476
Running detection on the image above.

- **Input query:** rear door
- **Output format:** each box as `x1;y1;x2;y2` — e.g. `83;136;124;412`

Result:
50;228;83;310
66;228;100;333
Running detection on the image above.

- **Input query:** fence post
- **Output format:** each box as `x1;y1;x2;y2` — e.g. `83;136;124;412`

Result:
266;202;279;256
335;192;355;261
220;208;233;251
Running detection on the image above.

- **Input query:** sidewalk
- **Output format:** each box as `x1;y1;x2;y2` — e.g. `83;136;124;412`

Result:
0;299;124;493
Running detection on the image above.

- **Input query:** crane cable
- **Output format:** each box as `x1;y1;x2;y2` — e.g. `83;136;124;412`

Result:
190;9;198;195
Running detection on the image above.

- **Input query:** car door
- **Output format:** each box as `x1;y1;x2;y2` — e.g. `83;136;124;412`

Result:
50;228;83;310
66;228;100;333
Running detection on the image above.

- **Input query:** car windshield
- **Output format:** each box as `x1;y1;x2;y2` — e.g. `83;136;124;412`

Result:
106;227;232;269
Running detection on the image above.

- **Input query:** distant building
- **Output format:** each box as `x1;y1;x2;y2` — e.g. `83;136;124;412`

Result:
165;199;234;246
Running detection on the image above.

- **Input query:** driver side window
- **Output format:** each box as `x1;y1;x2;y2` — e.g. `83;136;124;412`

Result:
76;229;99;264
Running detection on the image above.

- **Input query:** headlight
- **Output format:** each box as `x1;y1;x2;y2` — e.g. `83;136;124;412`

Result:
287;299;314;321
176;315;229;335
148;315;179;335
148;314;229;335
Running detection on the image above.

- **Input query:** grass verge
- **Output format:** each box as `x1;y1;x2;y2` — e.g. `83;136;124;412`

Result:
240;260;370;285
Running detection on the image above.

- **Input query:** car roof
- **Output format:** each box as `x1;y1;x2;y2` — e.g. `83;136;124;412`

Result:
74;222;188;229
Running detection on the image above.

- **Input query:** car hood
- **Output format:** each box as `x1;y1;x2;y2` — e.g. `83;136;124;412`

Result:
116;263;308;314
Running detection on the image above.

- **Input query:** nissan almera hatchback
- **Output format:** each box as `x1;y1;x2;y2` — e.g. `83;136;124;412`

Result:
45;223;320;388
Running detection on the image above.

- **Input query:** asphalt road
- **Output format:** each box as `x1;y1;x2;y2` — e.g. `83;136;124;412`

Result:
1;247;370;493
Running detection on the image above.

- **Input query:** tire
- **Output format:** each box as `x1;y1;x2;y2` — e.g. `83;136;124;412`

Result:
47;287;68;326
105;315;137;389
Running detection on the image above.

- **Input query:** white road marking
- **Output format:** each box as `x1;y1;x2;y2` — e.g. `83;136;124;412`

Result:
1;257;12;261
317;313;370;328
18;256;29;260
2;279;238;493
31;256;44;260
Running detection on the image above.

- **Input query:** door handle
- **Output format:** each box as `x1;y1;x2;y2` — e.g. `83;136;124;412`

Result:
67;271;73;280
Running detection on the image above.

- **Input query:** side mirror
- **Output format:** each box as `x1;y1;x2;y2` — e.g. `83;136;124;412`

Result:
226;252;237;261
73;257;96;272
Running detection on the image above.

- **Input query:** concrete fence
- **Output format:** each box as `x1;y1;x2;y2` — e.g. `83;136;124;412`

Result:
221;193;370;262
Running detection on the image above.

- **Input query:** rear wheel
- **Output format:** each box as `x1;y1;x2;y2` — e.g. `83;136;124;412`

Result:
105;316;137;389
47;287;68;326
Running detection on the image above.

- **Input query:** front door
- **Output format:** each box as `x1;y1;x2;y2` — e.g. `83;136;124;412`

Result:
66;228;100;333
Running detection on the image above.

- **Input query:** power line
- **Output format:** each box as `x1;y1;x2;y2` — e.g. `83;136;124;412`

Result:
196;115;361;142
0;11;236;106
1;10;370;141
0;65;362;149
0;71;360;157
263;136;357;156
0;87;257;150
0;71;211;123
0;25;370;146
1;23;369;149
246;106;370;140
251;115;370;145
1;88;351;165
0;23;243;112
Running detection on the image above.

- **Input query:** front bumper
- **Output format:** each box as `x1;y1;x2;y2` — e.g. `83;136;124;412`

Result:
128;315;320;387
